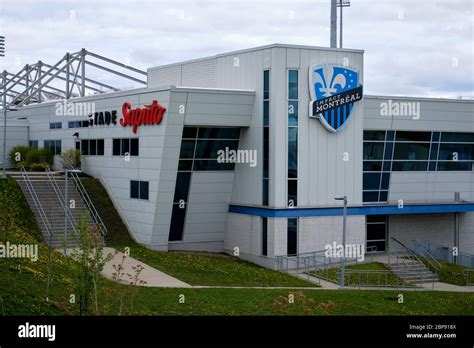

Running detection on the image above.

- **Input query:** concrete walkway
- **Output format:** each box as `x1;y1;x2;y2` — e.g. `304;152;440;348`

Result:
101;247;191;288
59;247;191;288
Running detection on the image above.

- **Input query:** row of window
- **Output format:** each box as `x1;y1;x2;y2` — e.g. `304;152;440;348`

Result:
263;70;270;206
262;217;298;257
77;139;105;156
49;121;90;129
363;130;474;203
288;69;298;207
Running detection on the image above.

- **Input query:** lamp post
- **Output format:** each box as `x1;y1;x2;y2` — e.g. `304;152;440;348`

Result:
335;195;348;289
2;78;18;179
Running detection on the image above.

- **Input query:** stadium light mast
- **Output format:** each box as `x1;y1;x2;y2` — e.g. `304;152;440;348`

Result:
337;0;351;48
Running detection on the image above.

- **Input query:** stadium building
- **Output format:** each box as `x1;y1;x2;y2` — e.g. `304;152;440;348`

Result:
1;43;473;269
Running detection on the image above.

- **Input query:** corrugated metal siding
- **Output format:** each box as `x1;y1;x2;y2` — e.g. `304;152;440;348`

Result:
182;59;217;87
147;65;182;88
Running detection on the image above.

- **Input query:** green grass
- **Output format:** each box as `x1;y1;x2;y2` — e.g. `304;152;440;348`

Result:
2;176;474;316
0;177;42;242
80;177;314;287
312;262;408;288
422;258;472;286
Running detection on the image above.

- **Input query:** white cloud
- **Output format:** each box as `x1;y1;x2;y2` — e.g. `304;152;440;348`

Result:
0;0;472;97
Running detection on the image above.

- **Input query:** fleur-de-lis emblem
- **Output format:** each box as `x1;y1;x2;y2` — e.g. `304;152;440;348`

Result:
313;66;347;97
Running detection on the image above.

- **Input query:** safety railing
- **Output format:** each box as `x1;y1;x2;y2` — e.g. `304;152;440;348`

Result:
335;269;431;290
415;239;474;268
412;240;442;272
20;166;53;244
68;169;107;240
389;237;433;270
463;269;474;286
45;167;78;242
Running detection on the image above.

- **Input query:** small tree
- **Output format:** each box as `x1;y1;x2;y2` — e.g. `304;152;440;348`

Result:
68;213;111;315
59;149;82;170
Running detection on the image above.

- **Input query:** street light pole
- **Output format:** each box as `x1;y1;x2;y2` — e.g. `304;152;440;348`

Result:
335;195;348;289
2;71;7;179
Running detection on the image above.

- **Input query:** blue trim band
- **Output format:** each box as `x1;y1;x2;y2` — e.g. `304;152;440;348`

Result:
229;203;474;218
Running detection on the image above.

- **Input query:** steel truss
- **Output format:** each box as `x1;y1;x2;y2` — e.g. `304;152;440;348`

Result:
0;48;147;110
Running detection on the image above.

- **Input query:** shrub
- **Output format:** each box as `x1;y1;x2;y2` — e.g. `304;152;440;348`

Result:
8;145;31;167
59;149;82;169
38;147;54;166
29;162;48;172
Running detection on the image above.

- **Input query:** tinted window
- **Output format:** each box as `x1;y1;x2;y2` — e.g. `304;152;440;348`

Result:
363;143;384;160
169;204;186;241
288;70;298;100
198;128;240;139
393;143;430;160
130;138;139;156
179;140;196;159
173;172;191;202
392;161;428;171
139;181;149;200
130;180;139;199
121;138;130;156
288;128;298;178
287;219;298;256
89;139;97;156
395;131;431;142
364;131;386;141
441;132;474;143
113;139;120;156
363;173;381;190
97;139;104;155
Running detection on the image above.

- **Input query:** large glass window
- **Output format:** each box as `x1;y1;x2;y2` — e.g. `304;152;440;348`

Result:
363;142;384;160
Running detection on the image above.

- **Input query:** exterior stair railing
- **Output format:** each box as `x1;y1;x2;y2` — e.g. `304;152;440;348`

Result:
20;166;53;246
68;168;107;241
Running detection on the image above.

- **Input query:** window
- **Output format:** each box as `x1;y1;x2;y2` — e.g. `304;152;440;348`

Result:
393;143;430;160
366;215;387;252
177;127;240;171
44;140;61;155
263;70;270;206
287;218;298;256
364;130;386;141
29;140;38;149
363;143;384;160
288;69;298;207
80;139;104;156
49;122;62;129
68;120;89;128
262;217;268;256
168;127;241;242
113;138;139;157
130;180;149;200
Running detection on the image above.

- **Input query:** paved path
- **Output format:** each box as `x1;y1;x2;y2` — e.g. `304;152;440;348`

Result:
101;247;191;288
59;247;191;288
59;248;474;292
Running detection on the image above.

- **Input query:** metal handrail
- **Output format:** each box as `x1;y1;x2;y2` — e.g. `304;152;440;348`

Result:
20;166;53;241
68;169;107;239
390;237;432;269
463;269;474;286
416;239;474;268
336;268;430;290
45;167;78;237
412;240;441;271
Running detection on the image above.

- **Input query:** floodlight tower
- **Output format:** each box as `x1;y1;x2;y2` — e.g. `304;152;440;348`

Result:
337;0;351;48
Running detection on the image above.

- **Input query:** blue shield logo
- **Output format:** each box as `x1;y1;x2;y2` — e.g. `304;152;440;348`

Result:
309;64;363;133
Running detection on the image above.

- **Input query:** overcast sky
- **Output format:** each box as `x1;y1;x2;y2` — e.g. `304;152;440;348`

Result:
0;0;472;98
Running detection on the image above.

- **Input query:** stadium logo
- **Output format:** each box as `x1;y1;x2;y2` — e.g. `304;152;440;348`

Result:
309;64;363;133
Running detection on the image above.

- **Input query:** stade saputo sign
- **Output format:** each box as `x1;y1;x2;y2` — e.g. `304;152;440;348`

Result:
87;100;166;134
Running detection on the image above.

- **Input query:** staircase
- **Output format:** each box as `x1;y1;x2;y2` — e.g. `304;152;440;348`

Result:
388;237;439;285
10;169;98;249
